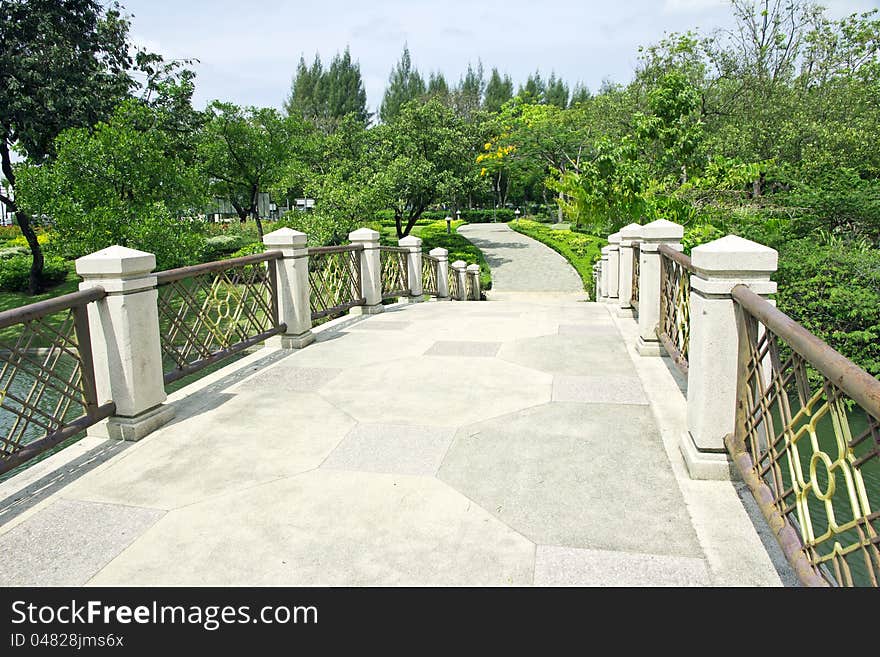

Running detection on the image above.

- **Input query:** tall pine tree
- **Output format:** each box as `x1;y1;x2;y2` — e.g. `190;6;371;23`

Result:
484;68;513;113
455;61;484;117
545;73;569;108
284;54;324;124
518;71;546;103
379;46;425;123
569;82;591;105
285;49;368;131
427;71;450;103
324;47;369;126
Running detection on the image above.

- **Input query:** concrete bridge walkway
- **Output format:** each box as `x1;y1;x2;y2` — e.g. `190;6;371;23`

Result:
0;226;787;586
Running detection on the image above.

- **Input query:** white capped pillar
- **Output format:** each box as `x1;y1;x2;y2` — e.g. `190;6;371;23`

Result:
636;219;684;356
681;235;778;480
263;227;315;349
76;246;174;441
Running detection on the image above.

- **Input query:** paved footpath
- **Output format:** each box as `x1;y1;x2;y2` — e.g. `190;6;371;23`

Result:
459;223;583;293
0;226;788;586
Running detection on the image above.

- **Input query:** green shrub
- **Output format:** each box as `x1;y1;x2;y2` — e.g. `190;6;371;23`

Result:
375;208;520;225
775;237;880;378
202;234;248;261
0;225;22;244
682;224;725;253
417;220;492;289
0;255;69;292
228;243;264;258
0;246;29;260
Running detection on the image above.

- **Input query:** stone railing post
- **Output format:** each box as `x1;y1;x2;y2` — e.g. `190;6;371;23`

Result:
399;234;423;300
431;247;450;299
605;232;621;303
637;219;684;356
263;227;314;349
349;227;383;314
593;263;601;301
617;223;642;316
451;260;467;301
599;248;610;300
466;264;481;300
76;246;174;441
681;235;778;479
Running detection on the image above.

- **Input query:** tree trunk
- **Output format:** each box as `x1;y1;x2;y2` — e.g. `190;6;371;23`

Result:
395;211;404;239
250;187;263;240
557;192;564;223
752;173;764;198
0;138;45;294
17;211;44;294
230;200;249;223
403;212;420;238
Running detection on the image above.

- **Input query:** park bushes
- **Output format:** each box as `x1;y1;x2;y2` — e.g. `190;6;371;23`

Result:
373;208;519;224
0;255;68;293
202;234;248;261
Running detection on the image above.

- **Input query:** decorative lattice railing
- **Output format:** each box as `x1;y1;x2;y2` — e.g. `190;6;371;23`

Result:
308;245;364;322
422;253;440;297
658;244;693;375
156;252;285;385
631;242;640;312
729;284;880;587
448;265;461;300
466;270;477;300
379;246;409;299
0;288;115;474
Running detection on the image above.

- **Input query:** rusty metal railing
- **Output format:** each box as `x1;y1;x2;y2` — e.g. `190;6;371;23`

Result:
308;245;365;322
657;244;693;375
422;252;439;297
379;246;409;299
728;284;880;587
0;288;116;474
156;251;285;385
631;242;640;313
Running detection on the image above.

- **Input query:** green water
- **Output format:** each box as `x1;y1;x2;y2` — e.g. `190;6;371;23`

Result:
753;397;879;586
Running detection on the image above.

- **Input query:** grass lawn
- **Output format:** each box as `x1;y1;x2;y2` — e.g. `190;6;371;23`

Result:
0;267;81;344
377;219;492;290
509;219;606;295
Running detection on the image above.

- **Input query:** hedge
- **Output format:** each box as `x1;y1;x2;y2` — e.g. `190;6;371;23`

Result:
0;255;69;293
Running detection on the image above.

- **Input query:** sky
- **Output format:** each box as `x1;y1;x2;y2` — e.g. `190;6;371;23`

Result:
123;0;876;113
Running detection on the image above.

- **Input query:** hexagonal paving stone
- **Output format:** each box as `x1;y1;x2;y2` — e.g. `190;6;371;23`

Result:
498;333;635;376
88;470;535;586
437;402;702;557
321;356;552;427
64;392;356;509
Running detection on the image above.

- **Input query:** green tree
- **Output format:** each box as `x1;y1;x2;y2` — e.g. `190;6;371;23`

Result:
324;48;369;126
484;68;513;113
570;83;591;105
200;102;312;240
372;99;482;237
454;61;484;117
379;46;426;123
285;49;368;131
284;55;325;125
298;115;384;245
518;71;546;103
427;71;451;104
0;0;142;292
545;73;569;108
15;94;207;269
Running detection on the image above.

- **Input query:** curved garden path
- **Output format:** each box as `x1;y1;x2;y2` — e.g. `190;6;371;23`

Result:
458;223;583;294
